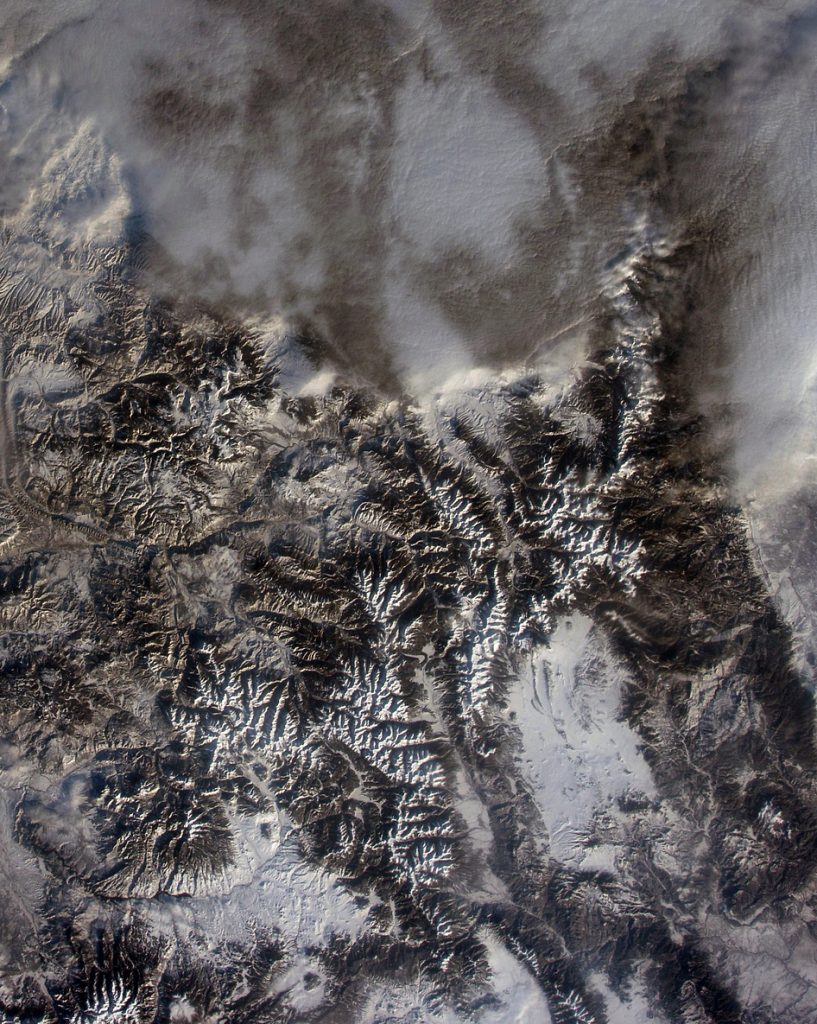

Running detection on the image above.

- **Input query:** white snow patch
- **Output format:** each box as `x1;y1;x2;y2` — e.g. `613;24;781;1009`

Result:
141;818;371;952
356;929;551;1024
506;613;656;867
589;971;668;1024
476;930;553;1024
168;997;197;1023
268;955;329;1016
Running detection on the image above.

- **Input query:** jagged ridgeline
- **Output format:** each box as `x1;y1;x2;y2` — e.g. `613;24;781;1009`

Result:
1;17;816;1024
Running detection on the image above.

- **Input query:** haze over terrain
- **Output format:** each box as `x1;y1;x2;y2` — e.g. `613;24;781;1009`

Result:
2;0;816;484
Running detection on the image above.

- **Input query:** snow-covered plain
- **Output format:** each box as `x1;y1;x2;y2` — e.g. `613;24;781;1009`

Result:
506;614;656;870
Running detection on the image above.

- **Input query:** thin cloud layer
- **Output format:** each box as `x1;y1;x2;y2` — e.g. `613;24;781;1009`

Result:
0;0;815;489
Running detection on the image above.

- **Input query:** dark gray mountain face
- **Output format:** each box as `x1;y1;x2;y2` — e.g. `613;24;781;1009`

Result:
1;4;817;1024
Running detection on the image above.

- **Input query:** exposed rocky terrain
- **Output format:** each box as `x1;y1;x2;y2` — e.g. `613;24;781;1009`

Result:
1;2;817;1022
